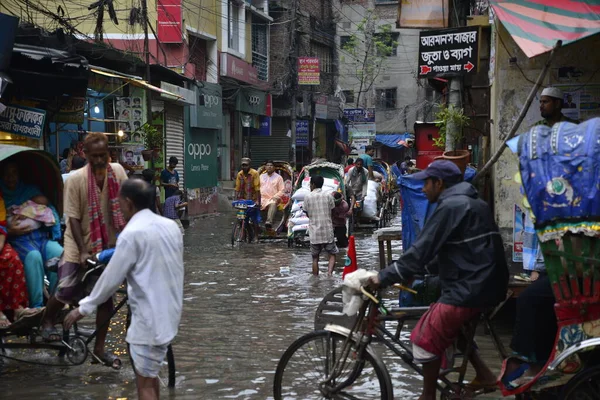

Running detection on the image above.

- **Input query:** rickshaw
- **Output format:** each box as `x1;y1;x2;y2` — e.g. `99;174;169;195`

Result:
288;161;344;247
256;160;294;239
0;145;176;386
274;119;600;399
372;159;397;227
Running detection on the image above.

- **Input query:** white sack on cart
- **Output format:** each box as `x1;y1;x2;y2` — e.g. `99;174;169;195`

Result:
292;223;309;232
301;177;339;191
289;216;309;226
291;188;310;201
342;269;378;316
291;201;304;213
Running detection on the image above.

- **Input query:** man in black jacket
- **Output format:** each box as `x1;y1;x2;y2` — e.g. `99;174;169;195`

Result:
369;160;508;400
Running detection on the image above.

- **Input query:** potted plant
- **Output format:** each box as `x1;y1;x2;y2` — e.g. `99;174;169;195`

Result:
140;124;163;161
433;104;471;174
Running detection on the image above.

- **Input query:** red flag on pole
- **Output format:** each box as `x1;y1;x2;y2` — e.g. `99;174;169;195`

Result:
342;235;358;280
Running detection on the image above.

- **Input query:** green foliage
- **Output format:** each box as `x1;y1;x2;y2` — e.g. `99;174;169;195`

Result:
141;123;163;150
433;105;470;149
340;10;398;107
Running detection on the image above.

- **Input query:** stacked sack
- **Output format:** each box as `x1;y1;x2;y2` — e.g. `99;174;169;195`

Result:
288;176;342;233
362;180;381;219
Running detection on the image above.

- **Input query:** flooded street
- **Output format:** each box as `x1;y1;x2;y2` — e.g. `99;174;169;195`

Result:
0;213;415;399
0;213;510;399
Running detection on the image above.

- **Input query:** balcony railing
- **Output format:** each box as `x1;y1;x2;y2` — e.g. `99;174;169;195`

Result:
252;51;268;81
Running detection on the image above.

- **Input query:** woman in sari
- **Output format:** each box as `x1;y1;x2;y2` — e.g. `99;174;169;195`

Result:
0;161;62;309
0;190;41;327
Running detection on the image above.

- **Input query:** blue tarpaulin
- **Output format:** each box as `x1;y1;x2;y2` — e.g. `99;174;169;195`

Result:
398;166;476;251
398;176;437;251
375;133;415;149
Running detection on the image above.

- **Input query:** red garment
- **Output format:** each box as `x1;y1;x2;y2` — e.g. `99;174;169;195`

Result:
87;164;126;253
331;200;349;227
344;164;354;173
0;243;28;310
410;302;481;357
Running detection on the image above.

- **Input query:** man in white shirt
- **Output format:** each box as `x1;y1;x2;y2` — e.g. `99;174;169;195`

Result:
64;179;184;400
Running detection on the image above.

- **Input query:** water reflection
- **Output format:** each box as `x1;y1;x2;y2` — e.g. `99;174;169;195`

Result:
0;214;415;399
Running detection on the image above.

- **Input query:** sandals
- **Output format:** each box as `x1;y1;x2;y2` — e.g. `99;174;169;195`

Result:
465;378;497;391
91;351;122;370
40;326;62;342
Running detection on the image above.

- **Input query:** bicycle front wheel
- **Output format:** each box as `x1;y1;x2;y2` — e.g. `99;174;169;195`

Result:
273;330;393;400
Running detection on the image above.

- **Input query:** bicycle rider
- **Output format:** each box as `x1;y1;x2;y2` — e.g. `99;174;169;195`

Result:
368;160;508;400
234;158;261;241
65;179;184;400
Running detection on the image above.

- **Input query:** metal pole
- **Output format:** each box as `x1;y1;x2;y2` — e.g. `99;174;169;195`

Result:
289;0;298;165
141;0;153;124
445;78;462;151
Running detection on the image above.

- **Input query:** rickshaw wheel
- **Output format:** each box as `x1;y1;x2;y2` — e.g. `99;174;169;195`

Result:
66;336;88;365
561;364;600;399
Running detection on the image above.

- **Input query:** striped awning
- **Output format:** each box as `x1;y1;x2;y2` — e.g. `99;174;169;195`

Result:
490;0;600;58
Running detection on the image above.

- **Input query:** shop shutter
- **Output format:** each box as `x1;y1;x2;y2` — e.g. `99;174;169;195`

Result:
271;117;289;137
164;103;185;189
249;136;291;169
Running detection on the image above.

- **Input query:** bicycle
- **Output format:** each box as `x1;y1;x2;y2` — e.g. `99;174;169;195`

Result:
273;286;500;399
231;200;258;247
0;255;177;389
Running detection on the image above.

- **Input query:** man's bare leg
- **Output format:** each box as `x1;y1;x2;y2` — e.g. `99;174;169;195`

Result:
94;299;116;363
136;373;160;400
420;358;442;400
470;351;497;385
327;254;336;276
40;296;65;340
312;256;319;276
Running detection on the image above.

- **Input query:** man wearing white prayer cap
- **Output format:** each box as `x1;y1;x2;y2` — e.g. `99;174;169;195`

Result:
535;86;578;128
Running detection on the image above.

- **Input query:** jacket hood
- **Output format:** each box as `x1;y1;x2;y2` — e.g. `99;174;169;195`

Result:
439;181;478;201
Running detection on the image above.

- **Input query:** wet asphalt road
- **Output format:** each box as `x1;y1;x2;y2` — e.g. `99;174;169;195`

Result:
0;213;421;399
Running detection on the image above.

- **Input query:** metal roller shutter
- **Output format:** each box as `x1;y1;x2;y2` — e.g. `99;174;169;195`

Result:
271;117;289;137
165;103;185;189
249;136;291;169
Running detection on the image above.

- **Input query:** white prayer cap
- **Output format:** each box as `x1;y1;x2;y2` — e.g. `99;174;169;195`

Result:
541;87;564;99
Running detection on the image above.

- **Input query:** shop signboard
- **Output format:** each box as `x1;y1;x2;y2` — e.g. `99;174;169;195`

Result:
185;128;218;188
398;0;449;28
157;0;183;43
0;104;46;139
296;120;309;146
298;57;320;85
237;89;267;115
418;26;480;78
344;108;375;123
48;97;86;124
221;53;260;86
348;123;376;139
190;82;223;129
257;116;271;136
315;95;328;119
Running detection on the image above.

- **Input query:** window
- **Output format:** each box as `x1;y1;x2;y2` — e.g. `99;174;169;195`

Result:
376;88;397;109
311;42;334;73
343;90;354;103
340;36;353;50
374;32;398;57
252;23;269;81
228;2;240;51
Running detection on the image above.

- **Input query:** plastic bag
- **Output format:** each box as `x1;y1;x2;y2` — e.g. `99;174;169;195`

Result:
342;269;378;316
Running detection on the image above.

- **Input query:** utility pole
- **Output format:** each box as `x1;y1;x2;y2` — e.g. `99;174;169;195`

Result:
141;0;153;124
445;0;468;152
289;0;298;166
